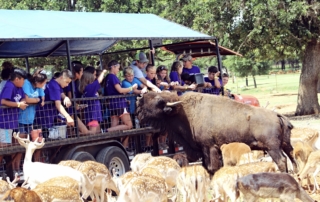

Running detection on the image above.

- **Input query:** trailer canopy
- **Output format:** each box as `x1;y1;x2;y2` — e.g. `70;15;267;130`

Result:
0;9;214;58
161;40;242;57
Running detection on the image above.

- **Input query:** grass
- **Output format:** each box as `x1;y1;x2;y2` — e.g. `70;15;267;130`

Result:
226;73;301;111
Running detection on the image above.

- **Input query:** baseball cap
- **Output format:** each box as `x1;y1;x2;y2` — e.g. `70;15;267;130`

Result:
135;52;149;63
181;54;193;62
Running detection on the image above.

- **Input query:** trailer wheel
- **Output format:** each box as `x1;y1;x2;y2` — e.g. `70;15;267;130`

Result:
96;146;129;177
71;151;95;162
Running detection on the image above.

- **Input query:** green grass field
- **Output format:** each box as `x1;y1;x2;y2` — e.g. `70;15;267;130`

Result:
226;73;301;110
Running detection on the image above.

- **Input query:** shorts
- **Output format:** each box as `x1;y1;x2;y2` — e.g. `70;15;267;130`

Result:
109;108;129;117
0;129;13;143
18;123;33;134
87;120;99;127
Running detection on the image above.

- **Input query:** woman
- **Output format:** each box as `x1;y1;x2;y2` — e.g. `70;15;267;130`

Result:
79;69;107;134
104;60;137;155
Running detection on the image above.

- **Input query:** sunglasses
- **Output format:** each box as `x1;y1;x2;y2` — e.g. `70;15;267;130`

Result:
158;66;167;71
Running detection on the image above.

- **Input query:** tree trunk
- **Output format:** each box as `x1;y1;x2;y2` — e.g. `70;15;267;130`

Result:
281;60;285;70
245;76;248;87
295;40;320;116
318;74;320;93
253;75;257;88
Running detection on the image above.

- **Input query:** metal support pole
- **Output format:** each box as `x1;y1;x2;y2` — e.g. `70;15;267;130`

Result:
99;55;103;70
214;38;224;96
65;40;80;137
25;57;30;73
148;40;155;66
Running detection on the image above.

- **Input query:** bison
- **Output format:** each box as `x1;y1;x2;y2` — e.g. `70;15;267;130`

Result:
136;91;297;175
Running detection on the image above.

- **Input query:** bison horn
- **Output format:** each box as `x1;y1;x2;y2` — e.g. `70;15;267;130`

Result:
166;101;182;107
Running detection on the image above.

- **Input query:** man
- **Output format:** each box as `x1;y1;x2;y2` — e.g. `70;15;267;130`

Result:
181;54;201;74
130;52;161;92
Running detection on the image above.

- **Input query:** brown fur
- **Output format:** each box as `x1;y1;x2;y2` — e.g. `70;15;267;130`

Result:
3;187;42;202
293;141;314;173
220;142;251;166
237;173;316;202
136;92;296;174
177;165;210;202
291;128;319;150
298;150;320;193
173;153;189;167
210;162;277;202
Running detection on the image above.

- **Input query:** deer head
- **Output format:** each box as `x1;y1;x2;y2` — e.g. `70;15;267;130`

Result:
13;132;45;150
6;173;19;189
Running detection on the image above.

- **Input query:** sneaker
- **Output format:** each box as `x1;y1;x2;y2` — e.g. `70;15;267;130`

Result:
125;148;134;156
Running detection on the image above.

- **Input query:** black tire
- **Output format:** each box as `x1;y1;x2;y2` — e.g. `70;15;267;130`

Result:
96;146;130;177
71;151;95;162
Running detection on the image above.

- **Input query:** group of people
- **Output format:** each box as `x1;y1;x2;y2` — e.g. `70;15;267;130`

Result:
0;51;231;174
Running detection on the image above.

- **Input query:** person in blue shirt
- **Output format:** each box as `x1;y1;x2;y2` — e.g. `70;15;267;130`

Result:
121;66;147;114
130;52;161;92
18;69;47;163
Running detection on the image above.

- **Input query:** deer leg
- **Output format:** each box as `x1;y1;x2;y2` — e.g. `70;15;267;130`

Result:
311;166;320;194
268;148;287;172
281;144;297;173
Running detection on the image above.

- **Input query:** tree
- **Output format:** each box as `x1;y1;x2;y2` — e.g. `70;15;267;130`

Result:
201;0;320;115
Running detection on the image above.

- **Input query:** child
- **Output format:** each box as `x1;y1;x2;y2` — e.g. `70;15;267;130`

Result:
203;66;221;95
0;68;28;174
104;60;137;155
79;69;107;134
221;73;232;98
0;61;14;94
156;65;171;90
145;64;157;87
170;61;196;95
61;61;89;135
18;69;47;162
34;69;75;137
121;66;146;115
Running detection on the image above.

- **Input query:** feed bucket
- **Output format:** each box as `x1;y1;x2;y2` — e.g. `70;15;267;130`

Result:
54;125;67;139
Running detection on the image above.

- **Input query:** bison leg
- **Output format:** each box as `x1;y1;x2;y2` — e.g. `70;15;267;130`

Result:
282;144;298;173
268;148;288;172
202;145;221;175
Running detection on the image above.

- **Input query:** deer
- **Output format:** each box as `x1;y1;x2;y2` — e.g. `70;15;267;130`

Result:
298;149;320;194
176;165;210;202
0;173;19;199
2;187;42;202
237;172;316;202
76;161;119;202
13;132;94;200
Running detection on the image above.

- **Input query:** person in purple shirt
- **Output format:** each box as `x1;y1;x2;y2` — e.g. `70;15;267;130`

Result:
181;54;201;74
34;70;75;134
145;64;157;86
0;68;28;173
79;69;107;134
203;66;222;95
169;61;196;95
63;61;84;99
105;60;137;154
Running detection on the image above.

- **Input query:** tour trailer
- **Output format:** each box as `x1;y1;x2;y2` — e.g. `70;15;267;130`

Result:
0;9;222;179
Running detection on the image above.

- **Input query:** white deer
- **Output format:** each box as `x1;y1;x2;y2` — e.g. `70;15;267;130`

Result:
13;132;94;200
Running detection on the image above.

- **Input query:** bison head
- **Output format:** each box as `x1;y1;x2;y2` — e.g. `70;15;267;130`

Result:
136;92;182;131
